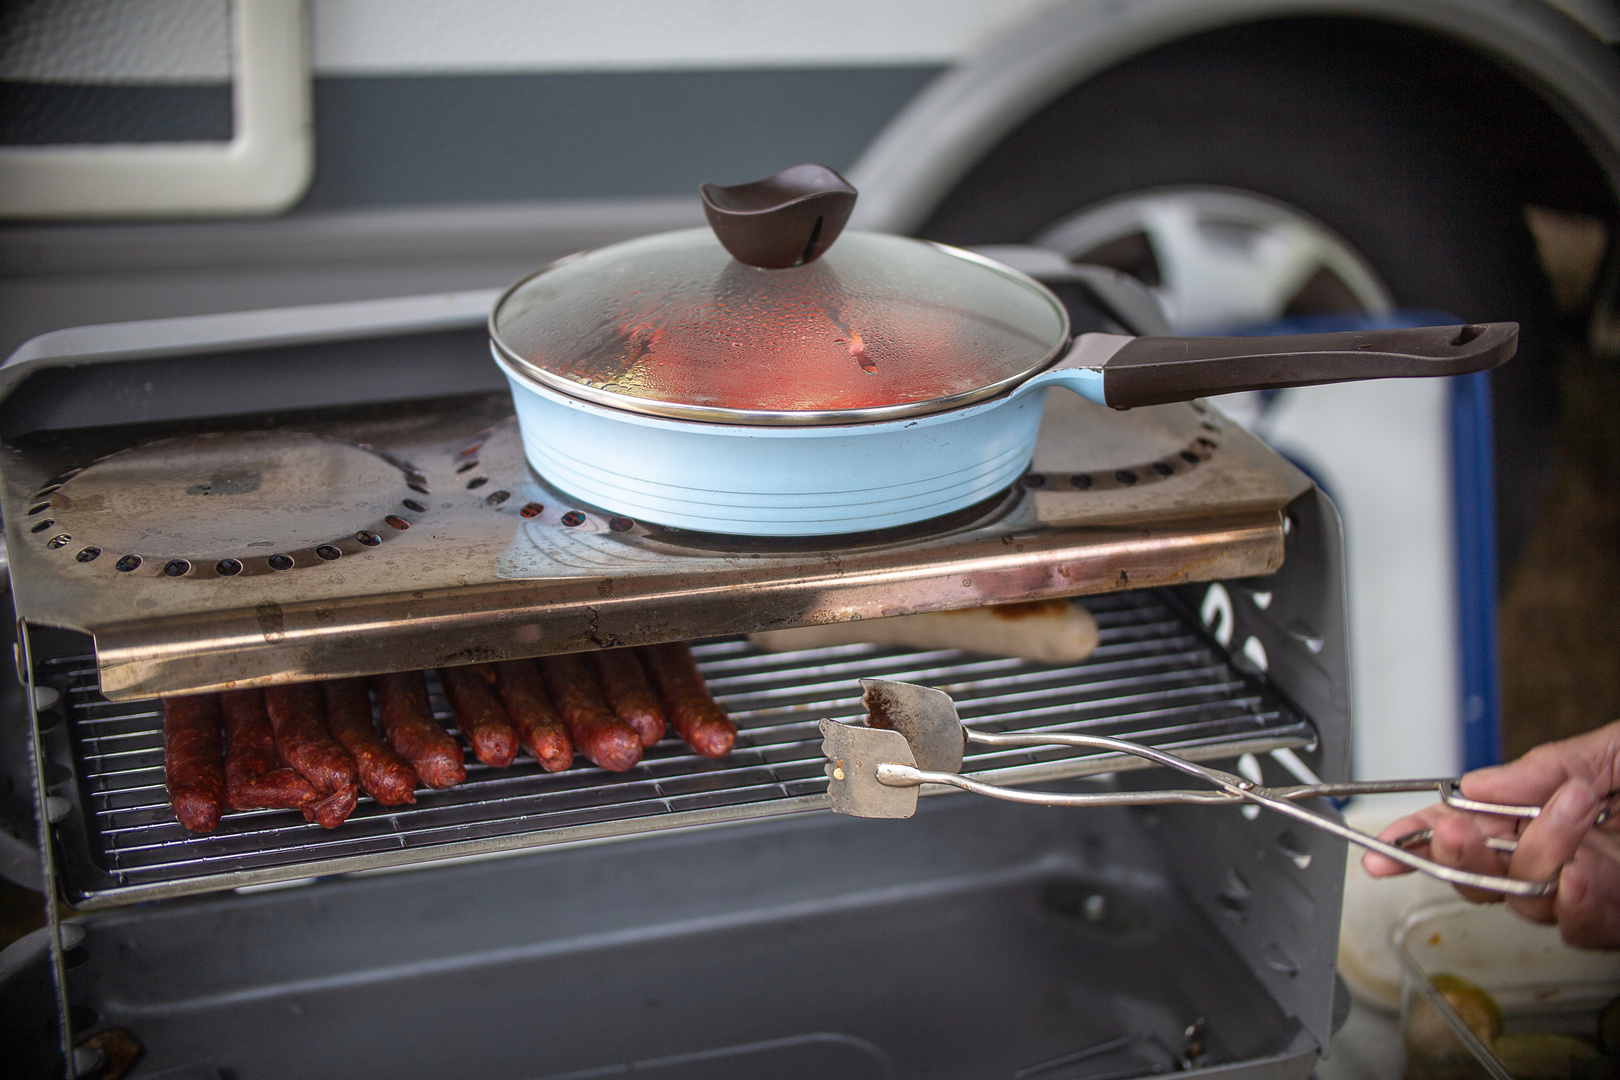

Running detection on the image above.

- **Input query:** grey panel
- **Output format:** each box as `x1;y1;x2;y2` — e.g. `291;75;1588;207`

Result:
0;81;232;144
0;326;501;438
66;796;1304;1079
298;68;942;208
1161;488;1352;1052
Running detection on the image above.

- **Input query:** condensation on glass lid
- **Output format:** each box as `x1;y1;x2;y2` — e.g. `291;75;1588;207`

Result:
491;229;1068;417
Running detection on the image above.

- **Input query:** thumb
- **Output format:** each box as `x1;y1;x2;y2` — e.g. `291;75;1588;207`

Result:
1506;777;1602;924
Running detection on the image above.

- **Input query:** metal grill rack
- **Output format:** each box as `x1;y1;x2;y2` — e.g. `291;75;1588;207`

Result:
42;590;1315;908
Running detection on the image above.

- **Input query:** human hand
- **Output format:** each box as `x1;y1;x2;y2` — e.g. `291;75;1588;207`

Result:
1362;720;1620;949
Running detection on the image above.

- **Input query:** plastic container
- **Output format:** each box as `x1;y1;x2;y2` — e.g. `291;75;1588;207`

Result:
1393;900;1620;1078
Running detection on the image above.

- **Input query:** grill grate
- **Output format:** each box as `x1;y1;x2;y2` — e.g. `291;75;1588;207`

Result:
44;591;1314;907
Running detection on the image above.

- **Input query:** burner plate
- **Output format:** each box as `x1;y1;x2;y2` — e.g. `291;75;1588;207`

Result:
32;432;425;578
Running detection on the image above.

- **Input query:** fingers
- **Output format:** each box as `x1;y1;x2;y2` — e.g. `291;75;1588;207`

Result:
1506;776;1602;924
1429;810;1513;904
1553;832;1620;949
1364;805;1449;877
1461;749;1569;807
1363;803;1526;905
1462;720;1620;806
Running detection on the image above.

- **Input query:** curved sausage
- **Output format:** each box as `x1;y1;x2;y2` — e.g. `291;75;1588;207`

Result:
438;666;519;768
588;649;666;748
322;679;417;805
374;671;465;788
538;654;641;772
219;689;318;814
263;684;358;828
638;643;737;759
162;695;226;832
493;660;573;772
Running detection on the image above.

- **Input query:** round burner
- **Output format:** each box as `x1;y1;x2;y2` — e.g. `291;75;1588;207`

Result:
31;432;428;577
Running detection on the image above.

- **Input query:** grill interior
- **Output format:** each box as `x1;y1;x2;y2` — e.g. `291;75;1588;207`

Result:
41;590;1315;908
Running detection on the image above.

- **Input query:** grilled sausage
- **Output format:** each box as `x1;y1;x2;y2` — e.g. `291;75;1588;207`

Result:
493;660;573;772
322;679;417;805
263;684;358;828
438;666;519;767
162;695;227;832
588;648;666;748
219;689;319;814
638;642;737;759
374;671;465;788
538;653;642;772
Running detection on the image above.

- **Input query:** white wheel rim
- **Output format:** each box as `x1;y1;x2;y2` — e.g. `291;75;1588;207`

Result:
1033;186;1394;334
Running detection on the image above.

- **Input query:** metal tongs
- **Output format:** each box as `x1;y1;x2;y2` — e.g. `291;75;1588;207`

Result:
819;679;1564;898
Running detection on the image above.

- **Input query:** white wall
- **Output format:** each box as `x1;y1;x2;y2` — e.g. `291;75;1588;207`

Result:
1258;379;1463;780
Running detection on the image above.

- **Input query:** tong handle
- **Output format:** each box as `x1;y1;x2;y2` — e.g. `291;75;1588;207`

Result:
877;729;1555;897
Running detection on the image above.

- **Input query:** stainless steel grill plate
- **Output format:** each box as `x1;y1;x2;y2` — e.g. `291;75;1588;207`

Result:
38;591;1314;908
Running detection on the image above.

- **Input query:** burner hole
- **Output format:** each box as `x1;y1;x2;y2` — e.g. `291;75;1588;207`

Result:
32;485;61;499
1152;462;1174;476
30;519;54;533
456;459;480;473
1181;450;1201;465
62;945;89;970
1020;473;1046;489
1201;420;1220;432
465;476;488;490
316;545;341;561
608;516;635;532
1069;474;1093;490
114;555;141;572
407;482;430;495
216;558;242;576
520;502;544;518
404;469;427;484
1197;437;1217;449
268;553;294;570
163;559;190;577
458;444;480;457
357;531;381;546
76;547;101;563
47;534;71;549
561;510;586;527
485;490;510;506
27;502;50;515
385;515;410;530
1114;469;1138;485
402;499;427;513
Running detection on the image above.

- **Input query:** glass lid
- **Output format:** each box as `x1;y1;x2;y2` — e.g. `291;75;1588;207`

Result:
490;165;1069;426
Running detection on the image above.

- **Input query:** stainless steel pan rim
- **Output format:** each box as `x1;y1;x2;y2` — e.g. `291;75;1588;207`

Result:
487;239;1074;429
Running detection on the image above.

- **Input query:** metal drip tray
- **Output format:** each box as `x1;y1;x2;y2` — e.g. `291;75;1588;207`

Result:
36;590;1314;908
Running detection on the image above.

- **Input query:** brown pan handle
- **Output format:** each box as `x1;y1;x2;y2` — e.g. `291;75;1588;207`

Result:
1099;322;1518;409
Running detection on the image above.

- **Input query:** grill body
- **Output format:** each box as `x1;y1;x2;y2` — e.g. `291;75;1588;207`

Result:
1;281;1351;1079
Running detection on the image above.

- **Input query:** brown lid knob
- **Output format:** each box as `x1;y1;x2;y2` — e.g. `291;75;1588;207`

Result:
700;164;858;269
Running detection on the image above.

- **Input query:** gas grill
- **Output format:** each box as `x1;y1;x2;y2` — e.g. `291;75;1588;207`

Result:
1;267;1351;1080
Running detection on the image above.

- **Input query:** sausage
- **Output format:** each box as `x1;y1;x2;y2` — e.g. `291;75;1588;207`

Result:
638;642;737;759
322;679;417;805
263;684;358;828
218;689;318;814
538;654;642;772
374;671;465;788
162;695;227;832
588;649;666;748
438;666;519;768
493;660;573;772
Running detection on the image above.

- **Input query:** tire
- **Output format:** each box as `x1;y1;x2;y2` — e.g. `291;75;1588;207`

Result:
921;23;1561;575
